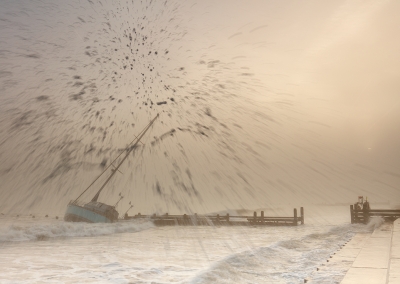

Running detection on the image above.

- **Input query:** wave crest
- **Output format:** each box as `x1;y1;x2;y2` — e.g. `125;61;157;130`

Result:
0;219;154;242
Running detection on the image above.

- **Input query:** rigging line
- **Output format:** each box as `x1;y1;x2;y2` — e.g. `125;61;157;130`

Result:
91;113;159;202
73;116;156;203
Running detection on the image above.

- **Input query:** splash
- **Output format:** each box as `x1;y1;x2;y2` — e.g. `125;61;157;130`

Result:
366;216;385;230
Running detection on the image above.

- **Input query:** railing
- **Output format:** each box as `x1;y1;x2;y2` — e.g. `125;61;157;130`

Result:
68;200;86;207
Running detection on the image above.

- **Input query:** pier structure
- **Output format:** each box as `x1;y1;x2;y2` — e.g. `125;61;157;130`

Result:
350;205;400;224
124;207;304;226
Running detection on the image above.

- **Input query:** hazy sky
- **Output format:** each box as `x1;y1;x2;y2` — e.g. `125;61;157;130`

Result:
0;0;399;215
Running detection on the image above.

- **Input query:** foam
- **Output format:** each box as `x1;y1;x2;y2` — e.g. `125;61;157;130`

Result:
190;223;371;283
0;219;154;242
366;216;385;230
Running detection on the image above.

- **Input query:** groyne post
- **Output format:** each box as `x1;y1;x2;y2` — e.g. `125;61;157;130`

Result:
363;206;369;224
253;211;257;224
350;205;354;224
261;211;265;224
226;213;229;222
300;207;304;225
293;208;298;226
354;203;359;223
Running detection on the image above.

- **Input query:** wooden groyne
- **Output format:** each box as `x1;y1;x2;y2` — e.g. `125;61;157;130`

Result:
350;204;400;224
124;207;304;226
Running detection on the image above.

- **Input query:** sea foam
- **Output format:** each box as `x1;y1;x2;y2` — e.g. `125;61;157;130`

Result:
0;218;154;242
190;223;366;284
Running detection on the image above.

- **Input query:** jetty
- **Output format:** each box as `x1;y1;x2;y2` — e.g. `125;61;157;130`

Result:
349;196;400;224
124;207;304;226
350;205;400;224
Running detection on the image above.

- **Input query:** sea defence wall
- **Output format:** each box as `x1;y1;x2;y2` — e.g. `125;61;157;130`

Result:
388;218;400;283
340;218;399;284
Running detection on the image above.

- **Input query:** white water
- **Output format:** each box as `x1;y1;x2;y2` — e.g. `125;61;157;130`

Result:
0;207;377;283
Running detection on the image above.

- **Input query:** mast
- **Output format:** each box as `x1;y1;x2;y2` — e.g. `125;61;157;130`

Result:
73;121;150;203
91;114;159;202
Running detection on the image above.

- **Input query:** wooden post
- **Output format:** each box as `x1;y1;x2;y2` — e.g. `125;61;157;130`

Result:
261;211;264;224
350;205;354;224
354;203;358;223
300;207;304;225
293;208;298;226
226;213;229;222
253;211;257;224
194;213;197;226
217;214;220;222
363;205;369;224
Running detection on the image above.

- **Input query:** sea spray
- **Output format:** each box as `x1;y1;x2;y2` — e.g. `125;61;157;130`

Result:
366;216;385;230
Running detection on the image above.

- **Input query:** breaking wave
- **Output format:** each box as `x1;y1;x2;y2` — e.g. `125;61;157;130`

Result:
0;219;154;242
190;223;372;284
366;216;385;230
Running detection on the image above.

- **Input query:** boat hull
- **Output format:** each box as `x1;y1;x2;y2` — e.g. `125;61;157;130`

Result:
64;203;116;223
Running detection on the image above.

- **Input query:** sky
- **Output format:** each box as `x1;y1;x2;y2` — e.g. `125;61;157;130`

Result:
0;0;399;215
